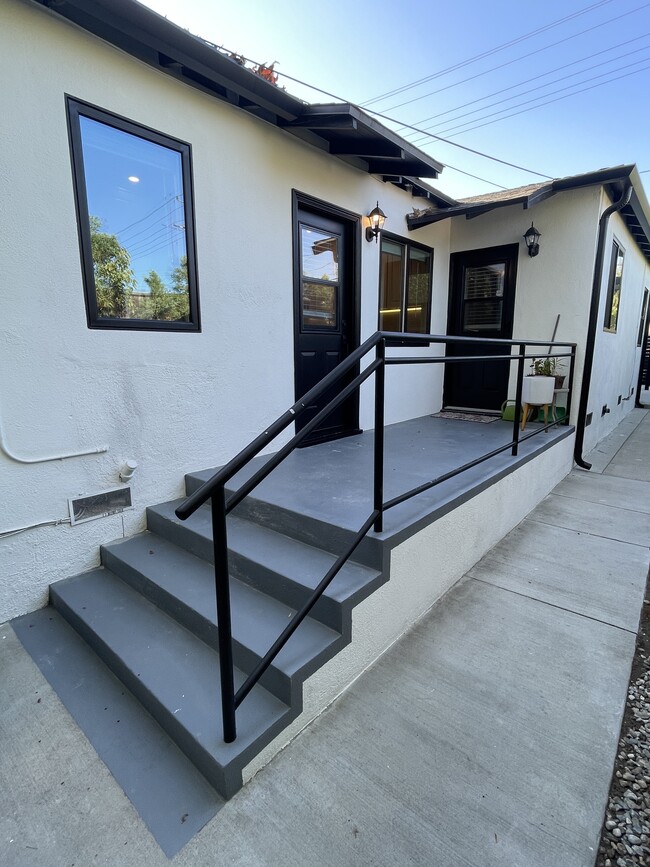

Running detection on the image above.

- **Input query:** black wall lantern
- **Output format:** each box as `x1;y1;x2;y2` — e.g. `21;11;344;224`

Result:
523;222;541;257
366;202;386;242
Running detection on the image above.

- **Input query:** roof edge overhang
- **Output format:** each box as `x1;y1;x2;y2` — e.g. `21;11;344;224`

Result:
31;0;442;181
407;164;650;263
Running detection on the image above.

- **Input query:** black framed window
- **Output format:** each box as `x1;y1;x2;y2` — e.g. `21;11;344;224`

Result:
638;289;649;347
379;234;432;333
603;239;624;333
67;98;200;331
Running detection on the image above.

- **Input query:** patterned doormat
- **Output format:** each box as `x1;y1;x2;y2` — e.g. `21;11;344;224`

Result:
431;411;498;423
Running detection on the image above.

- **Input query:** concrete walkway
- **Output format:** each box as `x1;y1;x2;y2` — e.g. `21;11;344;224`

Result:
2;412;649;866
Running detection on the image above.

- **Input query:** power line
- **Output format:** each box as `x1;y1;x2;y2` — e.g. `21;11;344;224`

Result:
203;43;551;187
425;61;650;140
385;1;650;116
113;195;182;235
409;47;650;145
360;0;615;107
401;33;650;139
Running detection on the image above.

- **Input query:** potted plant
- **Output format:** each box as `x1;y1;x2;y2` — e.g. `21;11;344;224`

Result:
522;358;556;405
530;356;566;387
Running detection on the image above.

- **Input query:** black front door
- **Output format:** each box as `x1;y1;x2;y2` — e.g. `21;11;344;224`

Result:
293;203;359;444
444;244;518;411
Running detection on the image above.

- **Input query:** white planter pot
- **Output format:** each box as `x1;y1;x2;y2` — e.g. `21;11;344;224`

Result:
522;376;555;405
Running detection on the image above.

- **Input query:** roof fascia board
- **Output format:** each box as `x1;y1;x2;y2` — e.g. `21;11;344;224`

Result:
33;0;303;121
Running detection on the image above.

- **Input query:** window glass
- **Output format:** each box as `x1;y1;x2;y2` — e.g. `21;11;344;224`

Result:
462;264;504;331
379;237;432;333
299;225;339;331
406;247;431;333
638;289;649;347
68;99;199;330
379;240;405;332
604;240;624;333
301;227;339;281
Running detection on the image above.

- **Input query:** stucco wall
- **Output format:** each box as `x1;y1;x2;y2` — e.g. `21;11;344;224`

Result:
584;191;650;452
444;185;603;422
0;0;450;620
441;184;649;453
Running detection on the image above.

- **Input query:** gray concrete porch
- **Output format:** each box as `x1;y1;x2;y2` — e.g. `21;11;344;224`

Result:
1;410;648;866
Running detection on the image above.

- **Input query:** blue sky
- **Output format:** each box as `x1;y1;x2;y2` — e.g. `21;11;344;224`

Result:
139;0;650;199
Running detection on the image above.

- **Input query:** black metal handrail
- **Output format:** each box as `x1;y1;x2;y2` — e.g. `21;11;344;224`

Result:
175;331;577;742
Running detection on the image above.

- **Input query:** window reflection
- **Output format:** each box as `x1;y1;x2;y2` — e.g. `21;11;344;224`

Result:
462;264;505;331
79;116;190;322
300;225;339;330
379;237;432;333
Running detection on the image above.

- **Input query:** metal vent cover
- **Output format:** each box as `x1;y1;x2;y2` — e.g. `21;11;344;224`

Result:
69;487;132;525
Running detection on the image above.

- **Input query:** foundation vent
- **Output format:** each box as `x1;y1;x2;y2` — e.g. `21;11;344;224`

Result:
69;487;132;526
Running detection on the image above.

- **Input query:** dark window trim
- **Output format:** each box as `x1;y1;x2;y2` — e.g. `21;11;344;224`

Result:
378;231;433;342
637;288;649;347
66;96;201;332
603;237;624;334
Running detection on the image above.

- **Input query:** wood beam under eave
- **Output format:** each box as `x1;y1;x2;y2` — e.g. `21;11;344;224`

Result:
284;116;358;130
329;139;405;159
368;159;437;176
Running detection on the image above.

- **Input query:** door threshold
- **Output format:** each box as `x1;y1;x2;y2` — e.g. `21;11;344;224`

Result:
442;406;501;417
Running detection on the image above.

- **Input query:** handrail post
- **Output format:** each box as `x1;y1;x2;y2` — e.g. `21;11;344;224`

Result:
512;343;526;456
564;345;576;425
373;339;386;533
211;485;237;743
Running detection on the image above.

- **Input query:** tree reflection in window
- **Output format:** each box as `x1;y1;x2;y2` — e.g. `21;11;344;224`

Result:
68;98;199;330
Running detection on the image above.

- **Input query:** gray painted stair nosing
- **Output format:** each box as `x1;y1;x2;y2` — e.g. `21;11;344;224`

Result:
146;502;385;632
184;472;384;569
50;573;293;800
100;537;346;706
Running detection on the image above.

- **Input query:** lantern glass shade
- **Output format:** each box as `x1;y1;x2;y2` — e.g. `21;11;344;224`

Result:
369;203;386;232
366;202;386;242
523;222;541;256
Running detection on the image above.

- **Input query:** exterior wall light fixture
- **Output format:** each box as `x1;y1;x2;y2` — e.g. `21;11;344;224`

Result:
523;222;541;257
366;202;386;242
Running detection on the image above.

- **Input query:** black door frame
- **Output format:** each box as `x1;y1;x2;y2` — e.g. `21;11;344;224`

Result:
291;190;362;442
444;243;519;410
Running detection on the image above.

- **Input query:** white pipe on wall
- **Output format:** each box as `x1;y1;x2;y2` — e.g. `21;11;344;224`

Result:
0;411;108;464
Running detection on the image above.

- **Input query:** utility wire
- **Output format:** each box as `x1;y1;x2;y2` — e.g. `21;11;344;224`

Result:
401;33;650;137
426;61;650;140
409;48;650;144
268;68;552;179
199;43;550;187
360;0;616;107
386;1;650;116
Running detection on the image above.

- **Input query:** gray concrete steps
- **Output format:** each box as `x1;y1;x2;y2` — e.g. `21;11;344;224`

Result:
101;531;344;704
185;468;383;569
147;500;385;632
50;568;291;799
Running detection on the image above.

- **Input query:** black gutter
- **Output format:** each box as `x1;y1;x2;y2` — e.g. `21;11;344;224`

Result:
573;183;633;469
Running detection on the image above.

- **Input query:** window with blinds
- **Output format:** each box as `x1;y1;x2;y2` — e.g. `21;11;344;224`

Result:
462;263;505;331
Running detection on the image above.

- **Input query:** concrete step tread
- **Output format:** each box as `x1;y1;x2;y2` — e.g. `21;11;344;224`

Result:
148;499;380;605
50;569;290;764
101;532;341;678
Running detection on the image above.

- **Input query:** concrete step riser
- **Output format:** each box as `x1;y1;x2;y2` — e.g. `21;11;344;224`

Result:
100;546;293;704
184;476;383;570
50;584;231;797
146;507;345;632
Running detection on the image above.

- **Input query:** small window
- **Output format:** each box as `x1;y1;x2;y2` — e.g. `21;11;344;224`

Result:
379;235;432;333
67;98;200;330
603;239;624;333
638;289;649;347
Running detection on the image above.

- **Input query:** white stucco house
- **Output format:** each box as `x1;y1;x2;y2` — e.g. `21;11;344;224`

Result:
2;0;650;816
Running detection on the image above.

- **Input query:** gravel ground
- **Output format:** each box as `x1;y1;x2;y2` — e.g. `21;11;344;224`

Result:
597;571;650;867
